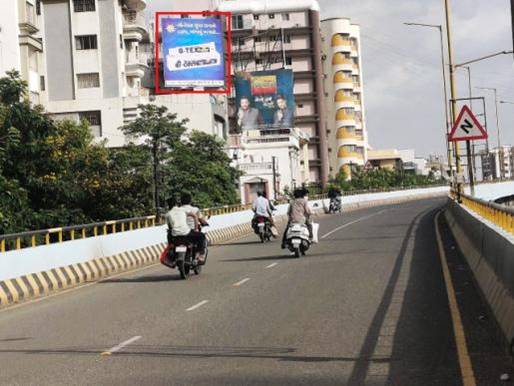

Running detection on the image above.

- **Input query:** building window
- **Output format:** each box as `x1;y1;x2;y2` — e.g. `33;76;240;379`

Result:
120;34;123;49
253;14;259;20
254;36;262;43
232;15;244;29
282;13;290;21
285;56;292;65
75;35;98;50
269;13;275;19
77;73;100;88
73;0;95;12
256;59;263;65
40;76;45;91
36;0;41;15
79;111;102;136
270;35;278;42
26;2;35;25
284;34;291;43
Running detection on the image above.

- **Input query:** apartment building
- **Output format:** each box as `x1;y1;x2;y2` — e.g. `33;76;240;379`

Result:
215;0;330;185
0;0;44;104
481;146;514;180
321;18;369;179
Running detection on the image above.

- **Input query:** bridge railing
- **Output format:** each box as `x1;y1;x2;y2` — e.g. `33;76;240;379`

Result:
0;185;448;253
460;193;514;235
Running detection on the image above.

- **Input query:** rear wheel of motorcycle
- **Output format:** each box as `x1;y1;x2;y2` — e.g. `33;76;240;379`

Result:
294;248;301;258
177;260;187;279
260;232;265;243
194;265;202;275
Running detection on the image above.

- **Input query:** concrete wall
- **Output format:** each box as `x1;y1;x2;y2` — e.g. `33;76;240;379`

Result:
43;0;75;101
0;186;448;282
0;0;21;75
445;199;514;350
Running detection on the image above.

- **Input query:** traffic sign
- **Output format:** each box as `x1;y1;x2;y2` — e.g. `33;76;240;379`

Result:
448;105;488;142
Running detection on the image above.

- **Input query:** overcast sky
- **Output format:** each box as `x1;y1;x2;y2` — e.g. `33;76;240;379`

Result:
147;0;514;158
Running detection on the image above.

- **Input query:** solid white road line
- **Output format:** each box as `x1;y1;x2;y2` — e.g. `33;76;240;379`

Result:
266;263;278;269
186;300;209;311
233;278;251;287
101;335;141;356
321;209;388;239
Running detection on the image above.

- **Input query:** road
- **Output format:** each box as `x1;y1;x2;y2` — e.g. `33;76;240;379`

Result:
0;198;510;385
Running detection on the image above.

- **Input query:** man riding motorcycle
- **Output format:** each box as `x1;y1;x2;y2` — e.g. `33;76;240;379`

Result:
328;186;342;213
251;191;275;233
281;188;313;249
165;193;208;264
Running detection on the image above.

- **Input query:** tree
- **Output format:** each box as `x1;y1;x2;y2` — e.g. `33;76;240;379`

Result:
121;104;188;216
163;131;242;208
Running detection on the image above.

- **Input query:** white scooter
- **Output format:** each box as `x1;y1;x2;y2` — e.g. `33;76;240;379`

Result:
286;223;311;258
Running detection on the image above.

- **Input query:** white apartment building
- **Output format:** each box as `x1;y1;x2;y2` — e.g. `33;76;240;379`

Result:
215;0;330;185
321;18;369;180
0;0;44;104
36;0;227;146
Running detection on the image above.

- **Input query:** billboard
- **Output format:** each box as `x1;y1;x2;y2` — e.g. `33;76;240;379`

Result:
161;17;225;88
233;69;295;132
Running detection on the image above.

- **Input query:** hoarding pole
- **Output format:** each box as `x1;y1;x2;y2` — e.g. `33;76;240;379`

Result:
280;28;287;68
272;156;278;200
466;140;475;196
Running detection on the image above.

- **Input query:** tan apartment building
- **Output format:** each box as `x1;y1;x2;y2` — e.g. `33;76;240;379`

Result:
321;17;369;180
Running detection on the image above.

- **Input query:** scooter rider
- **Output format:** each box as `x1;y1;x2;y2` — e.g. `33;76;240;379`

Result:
328;186;342;212
165;194;208;264
281;188;313;249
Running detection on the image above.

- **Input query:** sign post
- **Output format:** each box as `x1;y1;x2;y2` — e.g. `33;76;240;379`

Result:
448;105;488;197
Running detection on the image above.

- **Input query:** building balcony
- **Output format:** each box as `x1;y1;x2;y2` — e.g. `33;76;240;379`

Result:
240;127;307;150
239;162;274;175
19;20;39;35
125;58;148;78
18;34;43;52
123;11;148;41
336;127;357;140
336;110;355;121
124;0;146;11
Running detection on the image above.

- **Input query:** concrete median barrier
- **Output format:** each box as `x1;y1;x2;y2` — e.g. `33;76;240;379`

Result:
444;199;514;352
0;186;448;308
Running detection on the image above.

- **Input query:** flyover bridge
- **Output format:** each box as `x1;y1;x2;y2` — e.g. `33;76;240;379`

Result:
0;187;512;385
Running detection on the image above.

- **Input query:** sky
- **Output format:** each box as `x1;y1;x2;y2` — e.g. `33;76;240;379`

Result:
147;0;514;158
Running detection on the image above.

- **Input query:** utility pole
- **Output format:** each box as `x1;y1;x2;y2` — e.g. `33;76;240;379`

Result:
444;0;463;195
272;156;278;200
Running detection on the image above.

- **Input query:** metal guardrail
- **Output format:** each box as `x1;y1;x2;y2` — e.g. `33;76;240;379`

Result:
0;216;157;253
0;186;447;253
460;193;514;235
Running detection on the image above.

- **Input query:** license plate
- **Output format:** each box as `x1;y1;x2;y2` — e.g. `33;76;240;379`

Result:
175;246;187;253
258;223;265;227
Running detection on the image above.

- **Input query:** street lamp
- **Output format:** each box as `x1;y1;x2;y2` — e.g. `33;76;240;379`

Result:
403;22;453;173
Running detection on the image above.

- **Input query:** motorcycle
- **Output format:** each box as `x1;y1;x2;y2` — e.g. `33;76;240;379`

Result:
285;223;311;258
328;197;342;214
253;216;273;243
160;225;209;280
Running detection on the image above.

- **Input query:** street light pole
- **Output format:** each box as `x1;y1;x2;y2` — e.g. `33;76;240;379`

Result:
443;0;463;194
403;22;453;175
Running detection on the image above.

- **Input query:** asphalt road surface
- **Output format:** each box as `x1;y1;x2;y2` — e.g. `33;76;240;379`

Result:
0;198;511;385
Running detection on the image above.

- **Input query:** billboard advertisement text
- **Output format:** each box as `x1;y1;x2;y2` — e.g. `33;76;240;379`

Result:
233;69;295;132
161;17;225;88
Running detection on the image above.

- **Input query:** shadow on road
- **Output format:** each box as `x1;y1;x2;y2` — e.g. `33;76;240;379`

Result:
0;344;395;364
220;252;328;263
99;274;183;283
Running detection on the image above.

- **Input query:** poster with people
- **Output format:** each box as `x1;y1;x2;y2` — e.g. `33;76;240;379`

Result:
233;69;295;132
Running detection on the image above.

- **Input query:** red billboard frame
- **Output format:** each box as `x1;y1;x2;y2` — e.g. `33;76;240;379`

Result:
154;11;232;95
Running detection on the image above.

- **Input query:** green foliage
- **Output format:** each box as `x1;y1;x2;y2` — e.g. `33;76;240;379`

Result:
0;72;256;234
331;166;443;193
